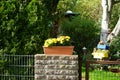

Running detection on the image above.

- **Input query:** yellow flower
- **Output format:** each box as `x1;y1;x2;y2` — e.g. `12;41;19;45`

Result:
53;38;57;43
60;41;63;44
65;36;70;39
43;36;71;47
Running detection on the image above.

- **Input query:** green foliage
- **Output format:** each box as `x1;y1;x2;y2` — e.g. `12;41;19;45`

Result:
56;0;102;59
57;0;78;11
0;55;7;73
75;0;101;20
109;34;120;60
0;0;59;78
59;16;99;55
110;3;120;29
0;0;59;55
57;0;101;21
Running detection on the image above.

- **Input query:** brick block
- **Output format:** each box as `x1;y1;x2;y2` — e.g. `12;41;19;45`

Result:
35;54;79;80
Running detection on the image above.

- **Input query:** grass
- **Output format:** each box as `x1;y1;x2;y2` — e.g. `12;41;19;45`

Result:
82;67;120;80
89;70;119;80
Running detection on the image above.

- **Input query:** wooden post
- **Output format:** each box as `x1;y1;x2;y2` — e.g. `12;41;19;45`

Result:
85;61;89;80
78;53;82;80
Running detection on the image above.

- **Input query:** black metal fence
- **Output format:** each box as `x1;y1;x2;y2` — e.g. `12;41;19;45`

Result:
0;55;120;80
0;55;34;80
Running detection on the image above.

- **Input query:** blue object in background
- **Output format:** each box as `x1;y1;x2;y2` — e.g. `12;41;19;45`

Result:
97;44;109;50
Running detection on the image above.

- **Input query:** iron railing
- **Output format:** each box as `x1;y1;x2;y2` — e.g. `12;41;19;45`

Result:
0;55;34;80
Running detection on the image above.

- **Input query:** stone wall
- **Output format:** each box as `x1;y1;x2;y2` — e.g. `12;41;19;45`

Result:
35;54;79;80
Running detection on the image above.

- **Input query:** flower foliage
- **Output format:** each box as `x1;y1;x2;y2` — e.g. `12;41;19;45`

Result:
44;36;71;47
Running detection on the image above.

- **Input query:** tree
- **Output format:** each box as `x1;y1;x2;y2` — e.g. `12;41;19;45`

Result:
107;17;120;42
0;0;59;55
100;0;120;43
57;0;101;54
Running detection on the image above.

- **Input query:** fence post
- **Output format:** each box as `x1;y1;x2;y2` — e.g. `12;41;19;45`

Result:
78;53;82;80
85;60;89;80
78;60;82;80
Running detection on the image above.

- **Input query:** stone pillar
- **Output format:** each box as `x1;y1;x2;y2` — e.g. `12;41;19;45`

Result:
35;54;79;80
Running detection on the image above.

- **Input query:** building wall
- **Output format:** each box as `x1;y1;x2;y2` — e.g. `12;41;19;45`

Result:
35;54;79;80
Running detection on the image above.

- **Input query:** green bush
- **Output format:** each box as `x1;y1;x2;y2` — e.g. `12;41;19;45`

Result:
0;0;54;55
58;16;99;56
109;34;120;60
0;0;59;77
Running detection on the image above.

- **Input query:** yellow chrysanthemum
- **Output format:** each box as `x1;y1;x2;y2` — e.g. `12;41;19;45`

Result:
53;38;57;43
44;36;71;47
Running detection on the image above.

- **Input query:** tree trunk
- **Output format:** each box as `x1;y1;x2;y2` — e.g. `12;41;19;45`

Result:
107;17;120;42
100;0;120;43
100;0;109;44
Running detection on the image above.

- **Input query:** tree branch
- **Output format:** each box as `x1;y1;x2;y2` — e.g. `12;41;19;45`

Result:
107;17;120;42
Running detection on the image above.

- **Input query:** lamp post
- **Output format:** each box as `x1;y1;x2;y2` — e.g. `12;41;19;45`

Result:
65;10;81;79
65;10;80;16
65;10;80;20
82;47;87;61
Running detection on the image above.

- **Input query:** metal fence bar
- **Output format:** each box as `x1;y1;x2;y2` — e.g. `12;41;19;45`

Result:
0;55;34;80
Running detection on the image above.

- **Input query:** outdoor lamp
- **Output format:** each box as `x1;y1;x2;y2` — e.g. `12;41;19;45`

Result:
82;46;87;60
65;10;80;18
